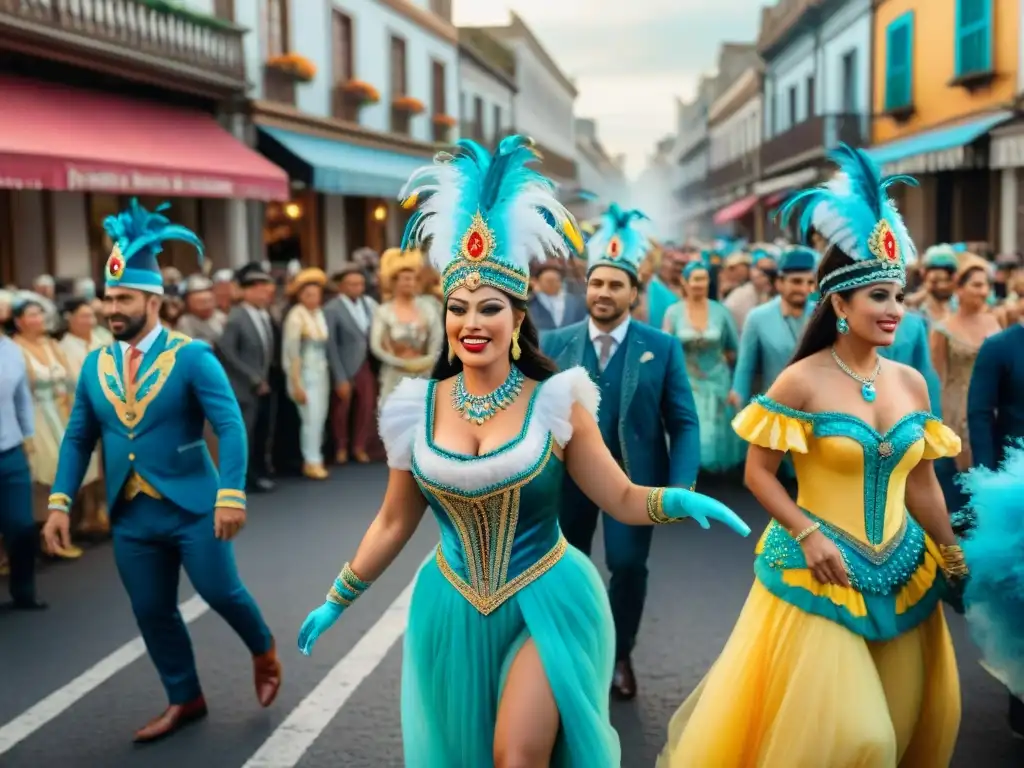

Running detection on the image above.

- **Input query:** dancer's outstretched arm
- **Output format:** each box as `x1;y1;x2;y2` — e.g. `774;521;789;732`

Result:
564;402;749;536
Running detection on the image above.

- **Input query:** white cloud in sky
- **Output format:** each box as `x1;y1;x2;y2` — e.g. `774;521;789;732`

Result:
453;0;765;176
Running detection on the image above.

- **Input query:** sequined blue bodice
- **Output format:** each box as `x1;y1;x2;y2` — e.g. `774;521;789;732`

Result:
410;382;568;615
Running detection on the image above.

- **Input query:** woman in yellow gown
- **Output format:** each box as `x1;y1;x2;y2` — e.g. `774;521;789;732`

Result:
659;146;969;768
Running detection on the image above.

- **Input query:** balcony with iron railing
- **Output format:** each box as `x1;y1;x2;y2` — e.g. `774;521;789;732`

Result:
0;0;247;90
760;113;865;175
705;151;758;192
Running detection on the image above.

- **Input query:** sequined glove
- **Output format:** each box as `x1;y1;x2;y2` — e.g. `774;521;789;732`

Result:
297;562;372;657
649;488;751;537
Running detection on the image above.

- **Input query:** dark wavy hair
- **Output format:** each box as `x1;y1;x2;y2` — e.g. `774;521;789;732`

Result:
7;298;44;336
430;295;559;381
789;246;861;364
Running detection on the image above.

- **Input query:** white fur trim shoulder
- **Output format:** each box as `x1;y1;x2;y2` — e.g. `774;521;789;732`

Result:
533;366;600;448
378;377;430;470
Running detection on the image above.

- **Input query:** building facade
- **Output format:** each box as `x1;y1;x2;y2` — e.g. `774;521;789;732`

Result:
240;0;460;272
465;13;578;192
635;136;682;242
457;28;516;149
0;0;287;286
708;61;763;240
572;119;628;221
674;81;715;241
757;0;870;219
871;0;1019;247
989;0;1024;251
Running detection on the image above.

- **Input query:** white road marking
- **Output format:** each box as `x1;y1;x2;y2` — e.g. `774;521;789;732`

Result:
241;580;415;768
0;595;210;757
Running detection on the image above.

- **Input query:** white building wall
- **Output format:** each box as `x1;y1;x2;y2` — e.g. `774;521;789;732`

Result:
236;0;459;144
509;42;575;160
458;54;515;140
821;0;872;137
710;95;762;170
764;30;816;138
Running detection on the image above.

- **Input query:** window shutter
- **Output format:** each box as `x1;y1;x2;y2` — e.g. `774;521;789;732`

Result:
956;0;993;75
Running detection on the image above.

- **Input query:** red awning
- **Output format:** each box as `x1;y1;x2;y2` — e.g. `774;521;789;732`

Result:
713;194;759;225
0;76;289;201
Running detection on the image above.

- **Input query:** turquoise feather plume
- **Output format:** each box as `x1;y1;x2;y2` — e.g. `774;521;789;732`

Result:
586;203;650;273
778;144;917;265
399;135;582;275
103;198;204;263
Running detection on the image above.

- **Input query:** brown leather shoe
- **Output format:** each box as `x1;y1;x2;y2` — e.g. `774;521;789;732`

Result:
611;658;637;701
133;696;208;743
253;641;282;708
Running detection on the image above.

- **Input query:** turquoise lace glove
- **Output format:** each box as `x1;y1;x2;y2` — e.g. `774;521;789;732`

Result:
650;487;751;537
297;562;372;656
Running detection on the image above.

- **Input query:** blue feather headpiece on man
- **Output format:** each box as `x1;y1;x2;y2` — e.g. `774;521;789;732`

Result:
779;144;917;296
585;203;650;280
398;135;583;301
103;198;205;295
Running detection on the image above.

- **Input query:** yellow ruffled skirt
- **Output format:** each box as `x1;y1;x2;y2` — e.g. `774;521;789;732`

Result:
658;581;960;768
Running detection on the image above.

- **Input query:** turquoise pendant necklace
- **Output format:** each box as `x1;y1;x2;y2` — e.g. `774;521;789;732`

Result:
830;347;881;402
451;366;525;425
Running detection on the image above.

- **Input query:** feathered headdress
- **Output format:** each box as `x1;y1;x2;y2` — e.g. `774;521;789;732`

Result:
103;199;204;295
779;144;917;295
398;135;583;301
922;243;960;271
585;203;649;278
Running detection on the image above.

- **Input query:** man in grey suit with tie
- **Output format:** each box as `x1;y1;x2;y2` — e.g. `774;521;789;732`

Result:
217;263;276;493
324;264;379;464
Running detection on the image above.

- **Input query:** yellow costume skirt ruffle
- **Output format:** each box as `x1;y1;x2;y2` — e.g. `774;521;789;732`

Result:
658;581;960;768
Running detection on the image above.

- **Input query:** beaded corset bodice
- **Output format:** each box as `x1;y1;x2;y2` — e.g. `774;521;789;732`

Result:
379;367;600;616
733;396;961;639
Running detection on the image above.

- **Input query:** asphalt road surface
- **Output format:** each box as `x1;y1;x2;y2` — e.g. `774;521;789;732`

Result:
1;467;1020;768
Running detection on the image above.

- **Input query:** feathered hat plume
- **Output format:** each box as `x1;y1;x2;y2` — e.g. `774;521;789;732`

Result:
779;144;917;295
103;199;204;295
398;135;583;300
585;203;650;278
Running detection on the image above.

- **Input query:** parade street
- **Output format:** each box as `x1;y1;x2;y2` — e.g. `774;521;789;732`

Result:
1;468;1021;768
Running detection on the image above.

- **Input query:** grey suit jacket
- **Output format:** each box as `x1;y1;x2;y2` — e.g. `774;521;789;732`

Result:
324;294;378;384
216;305;273;404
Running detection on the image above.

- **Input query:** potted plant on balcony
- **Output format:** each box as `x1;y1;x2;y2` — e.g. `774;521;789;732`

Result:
266;53;316;83
392;95;426;115
339;79;381;107
430;113;457;143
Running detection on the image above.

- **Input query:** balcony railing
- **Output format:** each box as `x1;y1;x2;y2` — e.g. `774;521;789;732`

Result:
0;0;246;86
706;151;758;192
391;107;412;137
760;113;865;175
331;84;360;123
460;120;485;143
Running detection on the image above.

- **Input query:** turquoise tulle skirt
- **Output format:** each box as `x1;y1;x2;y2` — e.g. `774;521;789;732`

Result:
960;443;1024;698
401;545;621;767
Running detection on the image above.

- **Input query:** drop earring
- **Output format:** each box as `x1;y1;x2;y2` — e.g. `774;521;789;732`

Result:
836;316;849;335
511;327;522;361
447;345;456;363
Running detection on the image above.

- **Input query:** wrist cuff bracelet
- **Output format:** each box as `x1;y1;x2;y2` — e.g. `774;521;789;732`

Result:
326;562;373;607
647;488;675;525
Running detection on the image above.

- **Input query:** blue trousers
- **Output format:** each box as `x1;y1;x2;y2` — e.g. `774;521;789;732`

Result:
112;494;273;704
560;481;652;661
0;446;36;603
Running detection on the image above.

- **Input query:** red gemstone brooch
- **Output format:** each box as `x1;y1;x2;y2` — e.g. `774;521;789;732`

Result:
867;219;900;265
106;245;125;281
606;235;623;259
460;212;495;263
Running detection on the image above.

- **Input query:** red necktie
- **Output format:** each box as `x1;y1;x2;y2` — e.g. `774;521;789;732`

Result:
128;347;143;383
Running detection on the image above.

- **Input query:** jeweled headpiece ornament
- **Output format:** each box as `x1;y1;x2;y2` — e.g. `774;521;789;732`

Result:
586;203;650;279
779;144;916;296
398;136;583;300
103;199;204;296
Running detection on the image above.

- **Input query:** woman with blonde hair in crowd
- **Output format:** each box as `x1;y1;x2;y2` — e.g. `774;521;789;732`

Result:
370;247;443;405
282;268;332;480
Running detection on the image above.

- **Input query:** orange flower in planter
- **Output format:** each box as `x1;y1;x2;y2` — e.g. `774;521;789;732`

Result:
267;53;317;82
392;95;426;115
431;114;457;127
340;79;380;104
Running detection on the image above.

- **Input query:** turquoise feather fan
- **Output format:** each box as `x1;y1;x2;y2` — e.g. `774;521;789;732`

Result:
399;136;582;298
103;198;204;263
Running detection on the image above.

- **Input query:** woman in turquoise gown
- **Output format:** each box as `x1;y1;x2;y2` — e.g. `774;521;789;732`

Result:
662;262;744;473
295;136;750;767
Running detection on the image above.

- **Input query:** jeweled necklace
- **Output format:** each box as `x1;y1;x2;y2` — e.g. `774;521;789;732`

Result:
831;347;881;403
451;366;525;425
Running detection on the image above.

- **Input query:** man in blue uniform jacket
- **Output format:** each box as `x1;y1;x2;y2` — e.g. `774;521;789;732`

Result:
541;204;700;700
41;200;281;743
879;310;942;417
